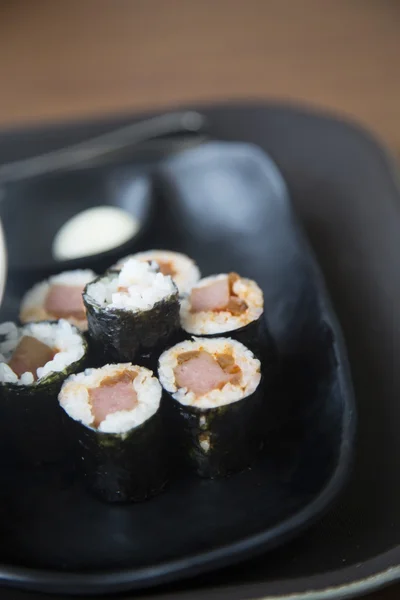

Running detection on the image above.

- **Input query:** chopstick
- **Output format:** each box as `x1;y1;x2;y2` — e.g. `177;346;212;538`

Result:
0;111;206;183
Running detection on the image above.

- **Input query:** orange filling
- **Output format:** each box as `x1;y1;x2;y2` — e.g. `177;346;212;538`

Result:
226;273;248;315
215;352;242;384
177;350;202;364
99;371;137;387
157;260;176;277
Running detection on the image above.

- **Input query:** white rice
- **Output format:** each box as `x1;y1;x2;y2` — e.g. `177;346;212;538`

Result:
0;319;86;386
59;363;161;434
114;250;200;295
20;269;96;331
86;258;176;311
158;337;261;409
180;274;264;335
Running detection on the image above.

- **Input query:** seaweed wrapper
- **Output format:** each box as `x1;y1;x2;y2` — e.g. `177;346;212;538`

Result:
0;334;88;466
167;379;265;478
65;408;169;503
83;276;180;364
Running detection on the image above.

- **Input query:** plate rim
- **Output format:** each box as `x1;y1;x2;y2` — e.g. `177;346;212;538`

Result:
227;548;400;600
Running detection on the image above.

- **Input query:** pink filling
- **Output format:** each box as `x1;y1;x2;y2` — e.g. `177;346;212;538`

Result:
190;274;248;315
190;279;230;312
8;336;55;380
174;351;238;396
89;373;138;428
45;284;86;320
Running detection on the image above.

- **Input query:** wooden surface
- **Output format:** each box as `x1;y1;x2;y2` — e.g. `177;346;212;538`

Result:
0;1;399;599
0;0;399;150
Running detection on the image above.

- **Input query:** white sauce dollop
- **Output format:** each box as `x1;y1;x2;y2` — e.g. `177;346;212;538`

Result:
52;206;139;261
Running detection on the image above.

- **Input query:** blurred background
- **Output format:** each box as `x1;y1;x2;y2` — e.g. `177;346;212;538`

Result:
0;0;399;149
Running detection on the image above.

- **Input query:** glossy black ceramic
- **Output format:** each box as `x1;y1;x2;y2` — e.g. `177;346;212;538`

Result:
0;165;152;275
0;138;355;595
0;128;205;277
0;101;397;600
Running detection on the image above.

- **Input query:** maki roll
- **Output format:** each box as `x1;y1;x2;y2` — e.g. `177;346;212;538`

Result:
20;269;96;331
59;363;168;502
114;250;201;295
84;258;180;364
180;272;273;363
158;337;264;478
0;319;87;465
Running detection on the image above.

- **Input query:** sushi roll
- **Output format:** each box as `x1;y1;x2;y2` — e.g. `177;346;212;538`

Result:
84;258;180;364
0;319;88;465
113;250;200;295
180;272;273;363
59;363;168;502
158;337;264;478
20;269;96;331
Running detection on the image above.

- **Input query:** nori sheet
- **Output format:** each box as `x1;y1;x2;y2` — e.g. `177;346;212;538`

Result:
83;274;180;364
64;407;169;503
0;325;88;466
166;379;265;478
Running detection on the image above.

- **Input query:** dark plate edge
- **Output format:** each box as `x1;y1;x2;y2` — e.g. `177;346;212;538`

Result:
217;547;400;600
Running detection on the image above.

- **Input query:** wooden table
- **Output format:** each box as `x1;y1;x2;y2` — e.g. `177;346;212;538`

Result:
0;1;399;598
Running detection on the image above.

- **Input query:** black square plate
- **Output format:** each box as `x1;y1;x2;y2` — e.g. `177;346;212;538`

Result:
0;103;397;600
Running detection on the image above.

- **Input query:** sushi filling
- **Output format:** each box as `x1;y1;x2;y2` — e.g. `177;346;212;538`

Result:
86;258;177;311
180;273;264;335
158;337;261;409
0;320;86;386
20;269;96;330
113;250;201;295
175;350;242;395
59;364;161;434
8;336;56;381
45;285;86;319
